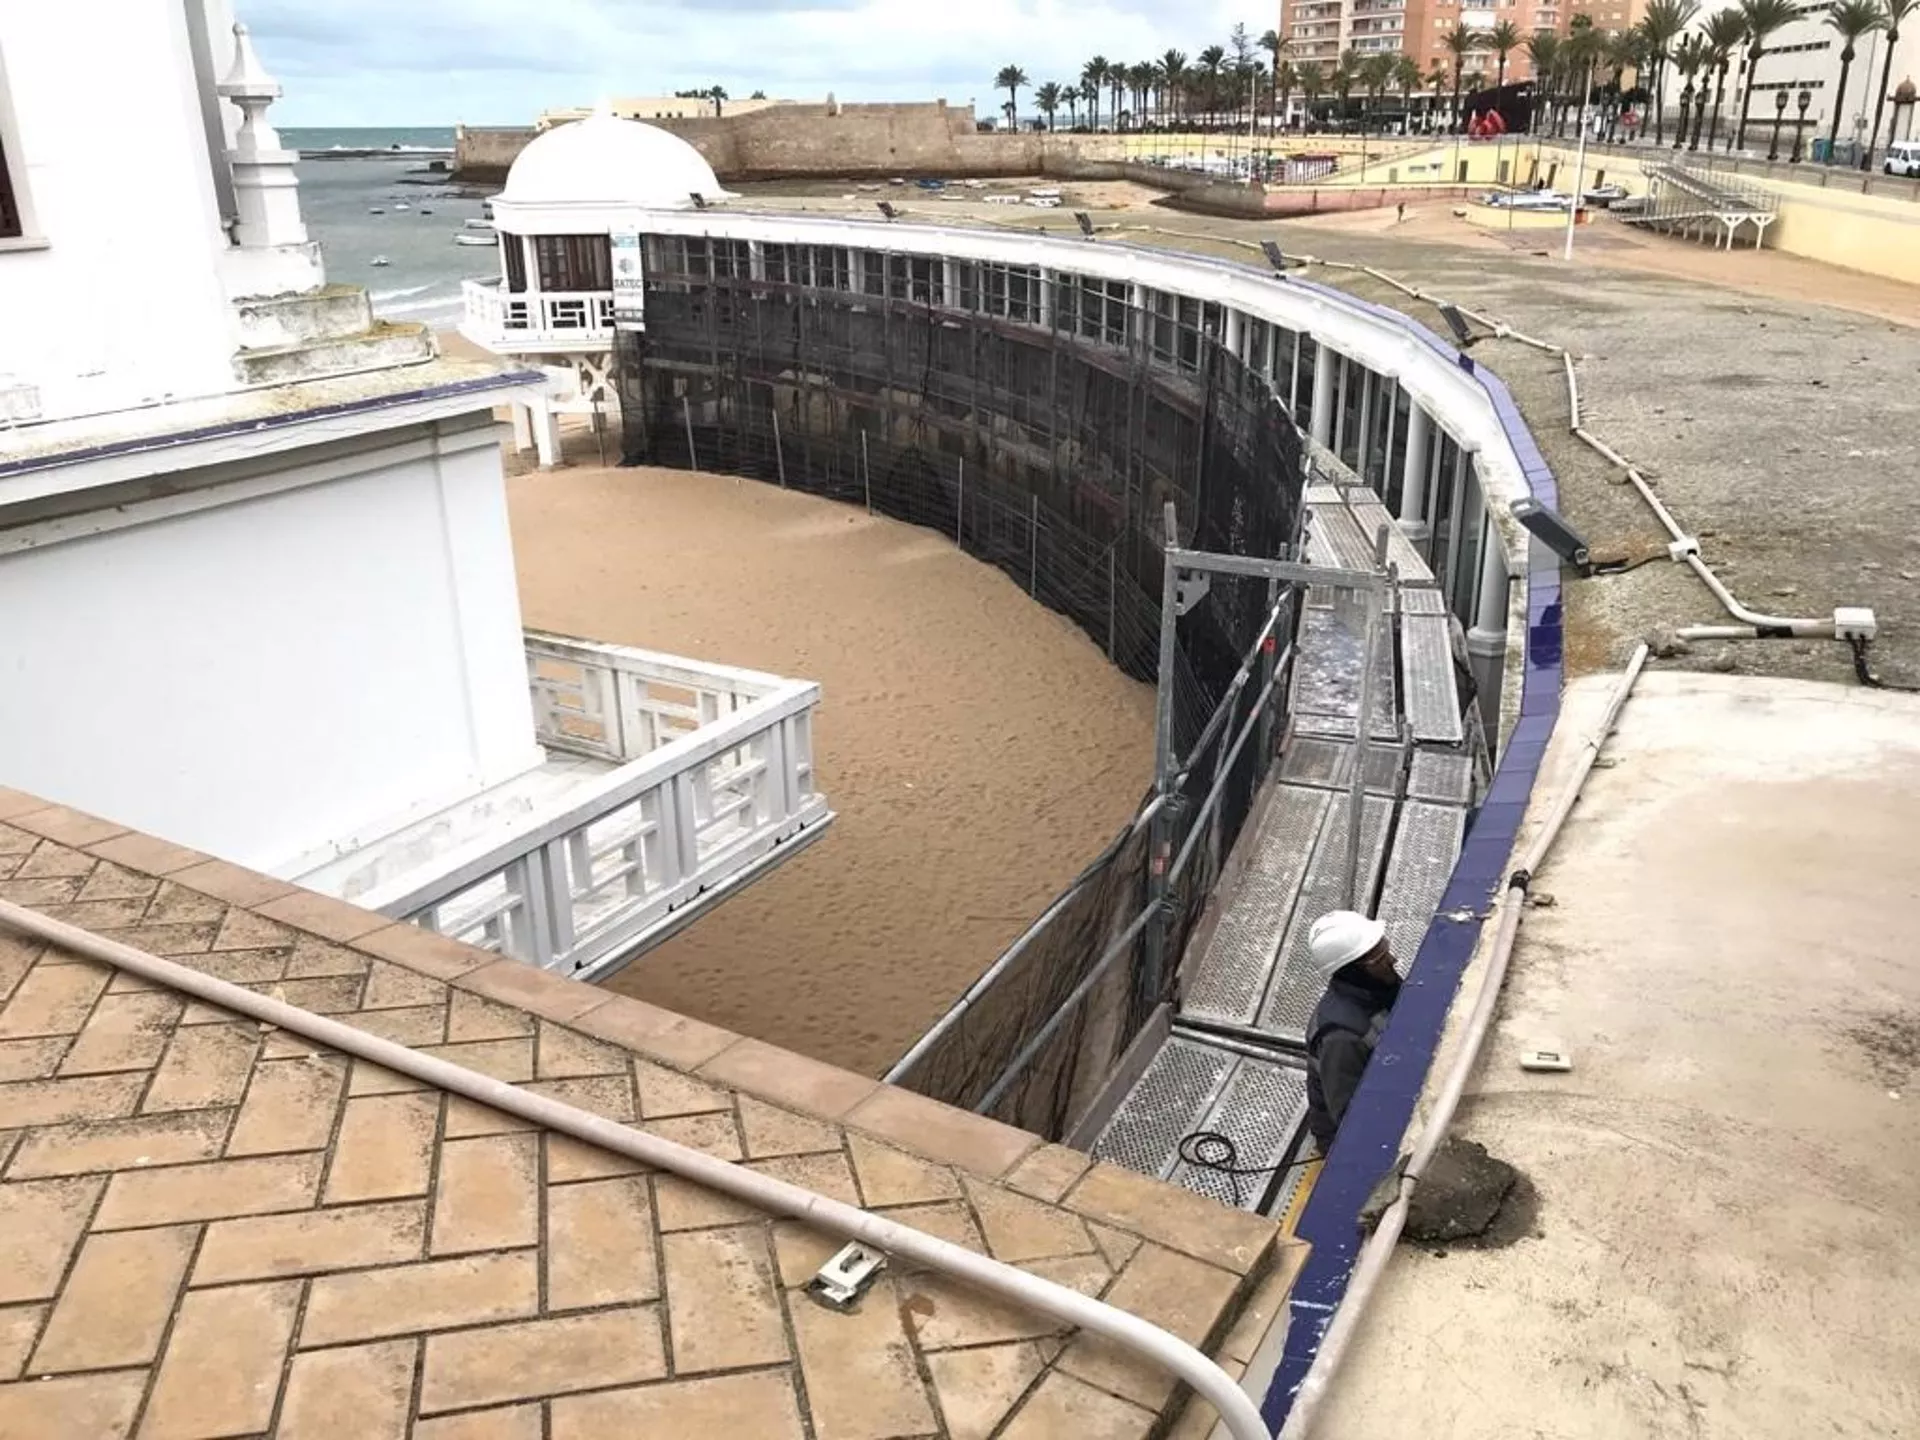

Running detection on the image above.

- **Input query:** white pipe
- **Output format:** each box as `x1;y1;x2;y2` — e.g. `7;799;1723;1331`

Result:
1279;643;1650;1438
0;898;1272;1440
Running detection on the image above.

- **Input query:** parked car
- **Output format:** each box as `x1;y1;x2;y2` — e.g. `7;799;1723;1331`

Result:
1886;141;1920;177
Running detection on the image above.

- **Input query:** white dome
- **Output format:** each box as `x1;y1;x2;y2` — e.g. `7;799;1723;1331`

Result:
501;111;730;209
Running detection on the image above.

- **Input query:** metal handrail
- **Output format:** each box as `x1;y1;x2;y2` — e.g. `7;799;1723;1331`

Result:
972;642;1294;1115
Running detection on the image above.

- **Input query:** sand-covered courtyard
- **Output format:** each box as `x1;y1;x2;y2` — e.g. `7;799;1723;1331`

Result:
507;458;1155;1076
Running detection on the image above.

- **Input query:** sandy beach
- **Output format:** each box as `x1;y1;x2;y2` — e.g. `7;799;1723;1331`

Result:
506;450;1155;1076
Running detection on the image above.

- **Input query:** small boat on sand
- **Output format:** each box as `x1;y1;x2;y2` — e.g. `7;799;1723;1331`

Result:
369;255;391;267
453;233;498;247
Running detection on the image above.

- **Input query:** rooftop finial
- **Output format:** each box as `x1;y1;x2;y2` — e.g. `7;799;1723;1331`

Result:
220;22;282;103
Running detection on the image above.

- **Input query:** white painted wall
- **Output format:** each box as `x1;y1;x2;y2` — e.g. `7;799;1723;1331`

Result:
0;2;242;417
0;420;544;873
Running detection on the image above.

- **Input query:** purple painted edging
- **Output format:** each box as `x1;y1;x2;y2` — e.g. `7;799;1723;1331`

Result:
1261;289;1565;1431
0;370;545;481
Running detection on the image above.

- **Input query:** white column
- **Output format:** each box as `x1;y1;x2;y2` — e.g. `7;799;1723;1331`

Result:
1224;307;1243;361
1399;405;1432;545
510;402;534;455
1310;341;1335;448
943;259;959;306
532;397;563;469
1470;518;1509;640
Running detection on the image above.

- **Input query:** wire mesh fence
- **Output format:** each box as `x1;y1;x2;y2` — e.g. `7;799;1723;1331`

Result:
614;236;1304;1136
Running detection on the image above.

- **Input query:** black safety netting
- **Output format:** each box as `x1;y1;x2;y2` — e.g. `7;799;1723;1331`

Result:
615;237;1305;1137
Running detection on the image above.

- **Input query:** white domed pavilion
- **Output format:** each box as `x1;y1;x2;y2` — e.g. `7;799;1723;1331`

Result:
459;109;735;464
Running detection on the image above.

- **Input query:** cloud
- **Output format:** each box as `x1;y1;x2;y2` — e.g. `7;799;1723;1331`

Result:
241;0;1260;125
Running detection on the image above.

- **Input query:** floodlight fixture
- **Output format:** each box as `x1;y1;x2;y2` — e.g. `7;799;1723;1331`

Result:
689;192;709;210
876;201;898;220
1439;303;1477;349
1260;240;1292;274
1075;211;1096;238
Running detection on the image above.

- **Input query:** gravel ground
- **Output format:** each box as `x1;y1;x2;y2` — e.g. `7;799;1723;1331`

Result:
751;178;1920;687
1283;225;1920;687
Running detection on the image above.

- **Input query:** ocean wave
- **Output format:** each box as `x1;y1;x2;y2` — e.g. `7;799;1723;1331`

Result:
370;282;436;304
374;292;466;324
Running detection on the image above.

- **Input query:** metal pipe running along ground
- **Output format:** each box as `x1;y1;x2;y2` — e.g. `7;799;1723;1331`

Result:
1278;642;1650;1439
0;899;1274;1440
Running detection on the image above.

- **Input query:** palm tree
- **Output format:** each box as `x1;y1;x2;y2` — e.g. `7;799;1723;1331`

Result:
1566;14;1608;138
1528;32;1563;131
1274;59;1299;133
1297;59;1326;127
1486;20;1523;90
1259;29;1286;130
1084;58;1110;127
1066;83;1081;129
1198;44;1227;125
994;65;1029;128
1670;34;1709;148
1701;9;1748;150
1425;59;1449;131
1638;0;1701;145
1128;62;1155;125
1035;81;1062;131
1331;49;1362;127
1441;22;1477;132
1733;0;1799;150
1160;49;1189;124
1111;61;1128;130
1865;0;1917;167
1824;0;1887;157
1604;29;1648;140
1394;53;1424;130
1361;52;1397;131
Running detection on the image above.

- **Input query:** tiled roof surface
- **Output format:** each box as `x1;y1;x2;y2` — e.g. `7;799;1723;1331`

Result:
0;791;1302;1439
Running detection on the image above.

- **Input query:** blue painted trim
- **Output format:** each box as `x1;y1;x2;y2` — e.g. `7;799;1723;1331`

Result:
0;370;545;481
1261;304;1565;1431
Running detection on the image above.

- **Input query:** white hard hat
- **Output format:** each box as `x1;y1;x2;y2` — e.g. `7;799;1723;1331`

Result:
1308;910;1387;979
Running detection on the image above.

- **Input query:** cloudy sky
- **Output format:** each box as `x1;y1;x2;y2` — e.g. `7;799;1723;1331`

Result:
247;0;1261;127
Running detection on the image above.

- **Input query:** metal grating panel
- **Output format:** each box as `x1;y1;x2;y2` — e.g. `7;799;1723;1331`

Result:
1345;498;1432;583
1401;614;1465;745
1278;738;1401;796
1398;585;1449;615
1408;748;1475;805
1302;502;1377;572
1376;800;1468;963
1291;601;1398;741
1257;794;1395;1038
1090;1036;1235;1181
1182;785;1330;1028
1165;1042;1311;1212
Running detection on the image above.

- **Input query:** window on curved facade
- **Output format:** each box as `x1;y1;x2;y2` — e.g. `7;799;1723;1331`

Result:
534;235;613;293
1428;427;1461;585
1450;473;1486;622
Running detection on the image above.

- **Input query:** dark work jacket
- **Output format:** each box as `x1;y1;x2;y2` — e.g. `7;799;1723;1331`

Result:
1304;968;1402;1149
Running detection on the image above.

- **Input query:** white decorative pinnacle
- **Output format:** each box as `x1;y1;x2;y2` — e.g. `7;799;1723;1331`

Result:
219;23;283;159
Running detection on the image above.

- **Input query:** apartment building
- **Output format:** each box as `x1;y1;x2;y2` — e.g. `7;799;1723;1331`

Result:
1283;0;1570;85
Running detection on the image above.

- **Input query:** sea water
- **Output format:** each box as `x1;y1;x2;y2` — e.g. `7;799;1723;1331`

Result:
284;126;496;332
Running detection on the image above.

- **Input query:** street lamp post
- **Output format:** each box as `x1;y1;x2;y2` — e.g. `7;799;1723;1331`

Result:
1675;80;1694;150
1769;88;1788;161
1790;87;1811;162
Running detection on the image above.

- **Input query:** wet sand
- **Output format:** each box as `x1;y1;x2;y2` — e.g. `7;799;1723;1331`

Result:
507;456;1155;1076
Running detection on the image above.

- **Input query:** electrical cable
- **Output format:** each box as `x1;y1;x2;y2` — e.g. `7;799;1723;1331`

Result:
1586;552;1663;576
1848;636;1920;694
1176;1130;1318;1208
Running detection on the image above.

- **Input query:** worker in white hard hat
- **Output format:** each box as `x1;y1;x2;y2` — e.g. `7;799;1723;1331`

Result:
1303;909;1402;1150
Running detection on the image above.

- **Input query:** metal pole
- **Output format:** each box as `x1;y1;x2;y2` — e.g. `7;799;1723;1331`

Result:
772;403;787;488
682;393;698;470
1029;493;1040;596
1141;502;1183;1013
955;457;965;544
861;430;872;513
1343;526;1392;911
1107;545;1117;661
1565;62;1595;263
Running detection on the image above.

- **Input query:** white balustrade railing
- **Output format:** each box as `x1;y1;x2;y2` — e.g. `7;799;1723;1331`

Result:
460;280;615;348
364;632;830;980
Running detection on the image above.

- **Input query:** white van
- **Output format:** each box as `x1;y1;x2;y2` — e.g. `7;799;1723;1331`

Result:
1887;141;1920;177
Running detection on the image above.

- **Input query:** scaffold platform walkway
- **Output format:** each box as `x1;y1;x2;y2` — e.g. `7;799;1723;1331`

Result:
1625;163;1779;250
1086;487;1478;1214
